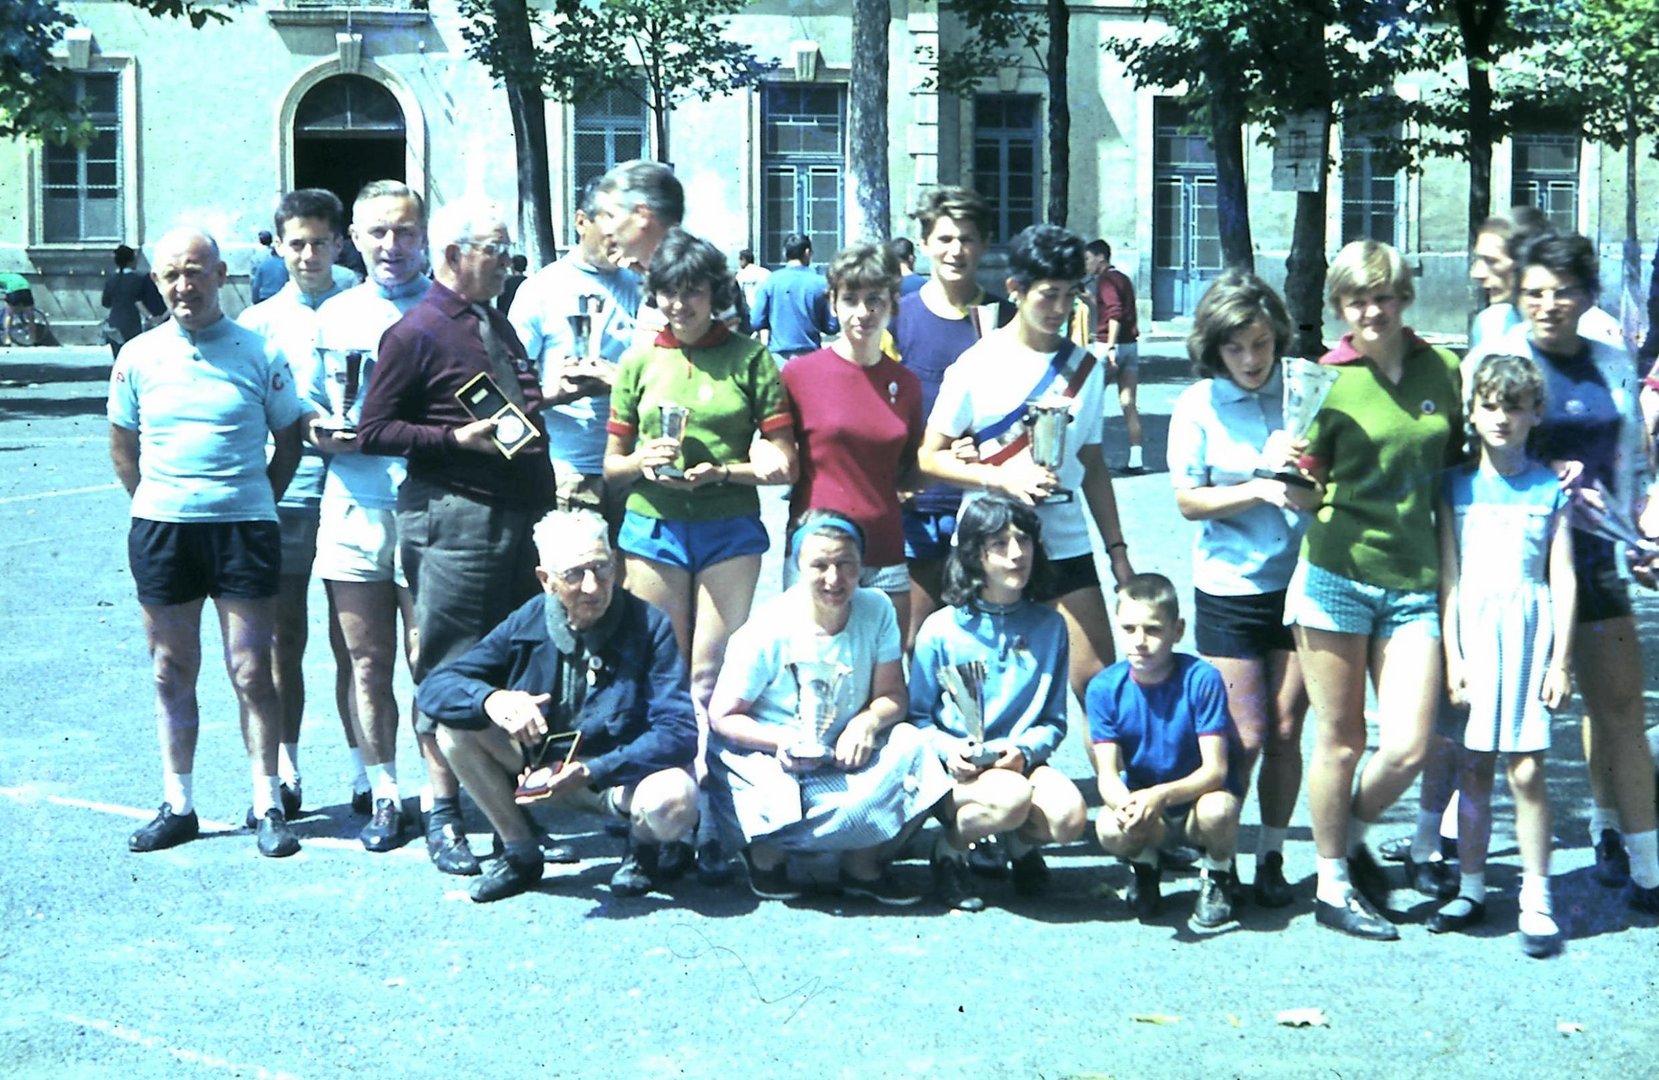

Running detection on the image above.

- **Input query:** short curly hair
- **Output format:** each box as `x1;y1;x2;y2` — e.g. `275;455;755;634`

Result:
1006;224;1086;292
645;228;739;314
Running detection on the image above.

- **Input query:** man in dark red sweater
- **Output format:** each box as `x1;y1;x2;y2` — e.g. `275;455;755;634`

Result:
358;197;556;876
1085;239;1144;473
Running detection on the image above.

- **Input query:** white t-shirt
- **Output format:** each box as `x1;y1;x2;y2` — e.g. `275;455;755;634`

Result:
927;329;1106;560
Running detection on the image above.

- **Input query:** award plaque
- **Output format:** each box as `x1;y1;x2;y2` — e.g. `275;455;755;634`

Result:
787;659;851;767
656;403;692;479
514;731;582;804
1252;357;1338;490
938;660;998;767
1024;396;1074;504
316;347;366;435
455;371;539;459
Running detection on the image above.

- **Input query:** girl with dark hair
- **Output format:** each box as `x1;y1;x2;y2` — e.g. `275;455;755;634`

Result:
1469;231;1659;911
909;495;1085;911
100;243;165;358
1166;270;1315;907
917;223;1134;708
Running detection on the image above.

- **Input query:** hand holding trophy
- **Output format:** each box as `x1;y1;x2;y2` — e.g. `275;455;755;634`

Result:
655;403;692;479
315;347;367;437
1023;395;1074;504
787;659;851;769
938;660;998;768
1253;357;1338;490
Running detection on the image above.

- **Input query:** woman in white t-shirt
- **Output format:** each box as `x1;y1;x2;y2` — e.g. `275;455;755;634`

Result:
916;224;1134;703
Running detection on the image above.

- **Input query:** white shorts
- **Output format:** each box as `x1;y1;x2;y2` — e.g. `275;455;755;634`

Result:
314;502;406;587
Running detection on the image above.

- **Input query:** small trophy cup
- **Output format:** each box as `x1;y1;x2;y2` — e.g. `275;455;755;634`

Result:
1024;396;1074;504
1253;357;1339;490
657;402;691;479
970;303;1000;338
938;660;998;767
566;311;593;364
317;347;366;435
788;659;850;767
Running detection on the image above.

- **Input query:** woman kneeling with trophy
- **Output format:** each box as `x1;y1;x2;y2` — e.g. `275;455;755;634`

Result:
709;512;951;905
910;496;1087;911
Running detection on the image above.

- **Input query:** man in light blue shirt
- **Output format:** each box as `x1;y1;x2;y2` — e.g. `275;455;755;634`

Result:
238;188;351;816
109;226;307;859
509;179;641;522
751;233;836;362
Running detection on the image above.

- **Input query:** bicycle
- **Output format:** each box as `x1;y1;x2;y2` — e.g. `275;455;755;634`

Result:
2;294;49;347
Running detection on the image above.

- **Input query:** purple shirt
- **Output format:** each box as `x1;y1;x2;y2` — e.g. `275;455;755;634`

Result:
358;279;555;508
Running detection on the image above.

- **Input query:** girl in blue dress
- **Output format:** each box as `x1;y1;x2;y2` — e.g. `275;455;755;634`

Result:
1437;355;1575;957
910;495;1088;911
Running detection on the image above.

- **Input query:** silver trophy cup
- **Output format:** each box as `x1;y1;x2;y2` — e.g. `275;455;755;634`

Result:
566;312;593;364
656;403;691;479
1024;396;1074;504
788;659;851;766
1253;357;1339;489
317;347;366;434
938;660;998;767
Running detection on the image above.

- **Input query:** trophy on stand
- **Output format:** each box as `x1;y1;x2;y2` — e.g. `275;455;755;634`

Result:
1024;396;1075;504
787;659;850;767
567;293;605;363
938;660;998;767
316;347;367;435
657;403;691;478
1254;357;1339;489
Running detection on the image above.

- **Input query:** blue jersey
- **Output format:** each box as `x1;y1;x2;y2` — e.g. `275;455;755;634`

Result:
1085;654;1241;796
238;279;347;508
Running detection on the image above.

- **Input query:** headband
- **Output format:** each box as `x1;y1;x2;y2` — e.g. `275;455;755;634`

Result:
789;514;865;560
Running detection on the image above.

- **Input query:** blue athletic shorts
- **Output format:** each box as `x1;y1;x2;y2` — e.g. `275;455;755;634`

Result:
1284;561;1439;639
618;511;769;574
128;518;282;607
902;507;957;561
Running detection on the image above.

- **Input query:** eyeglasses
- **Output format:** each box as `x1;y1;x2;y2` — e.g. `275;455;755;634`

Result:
554;561;615;586
460;240;512;259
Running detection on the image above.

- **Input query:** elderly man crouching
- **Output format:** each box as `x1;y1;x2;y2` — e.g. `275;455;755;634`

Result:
416;509;698;903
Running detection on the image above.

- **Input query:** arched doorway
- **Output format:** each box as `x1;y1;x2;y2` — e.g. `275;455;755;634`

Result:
292;74;406;229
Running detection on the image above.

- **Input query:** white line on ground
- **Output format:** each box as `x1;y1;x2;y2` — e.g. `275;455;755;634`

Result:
0;482;121;506
58;1013;301;1080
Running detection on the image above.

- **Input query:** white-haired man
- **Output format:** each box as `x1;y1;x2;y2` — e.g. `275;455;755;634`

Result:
110;226;307;857
358;197;557;876
418;510;699;902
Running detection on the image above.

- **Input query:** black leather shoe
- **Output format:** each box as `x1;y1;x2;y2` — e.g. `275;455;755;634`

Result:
1628;881;1659;915
1009;847;1050;897
611;841;659;897
255;809;301;858
1595;829;1631;887
361;798;407;852
129;804;199;853
655;840;693;880
1314;891;1399;940
1427;897;1486;934
471;853;543;903
350;788;373;816
1190;871;1236;929
1126;862;1162;921
1253;852;1294;908
280;782;302;818
1404;850;1458;899
1347;846;1392;912
966;836;1008;878
932;856;986;912
426;822;481;876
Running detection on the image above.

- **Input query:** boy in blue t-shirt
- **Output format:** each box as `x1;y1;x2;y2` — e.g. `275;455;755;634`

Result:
1087;574;1243;929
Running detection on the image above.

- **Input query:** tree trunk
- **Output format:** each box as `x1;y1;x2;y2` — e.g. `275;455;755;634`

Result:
1206;55;1253;271
1045;0;1069;226
847;0;892;242
494;0;557;267
1624;105;1643;348
1460;3;1495;238
1284;107;1331;358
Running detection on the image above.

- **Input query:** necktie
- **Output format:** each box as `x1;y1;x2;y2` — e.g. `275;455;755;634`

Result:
471;303;528;411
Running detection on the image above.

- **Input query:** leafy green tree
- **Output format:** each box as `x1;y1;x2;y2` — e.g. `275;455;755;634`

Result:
1;0;233;145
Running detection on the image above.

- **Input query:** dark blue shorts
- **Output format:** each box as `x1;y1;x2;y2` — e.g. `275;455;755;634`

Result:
902;507;957;561
1031;553;1100;604
128;518;282;607
618;511;769;574
1194;588;1294;659
1573;534;1632;624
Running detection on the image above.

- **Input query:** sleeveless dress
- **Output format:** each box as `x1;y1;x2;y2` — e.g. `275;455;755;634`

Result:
1444;461;1566;753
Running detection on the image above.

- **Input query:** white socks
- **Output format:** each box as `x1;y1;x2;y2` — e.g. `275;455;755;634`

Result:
1518;873;1557;937
1258;825;1287;859
367;762;400;803
278;742;300;787
1315;856;1351;906
347;747;370;794
1412;809;1446;862
164;772;193;815
1458;869;1486;904
251;774;282;817
1589;805;1620;839
1625;830;1659;889
1126;445;1144;470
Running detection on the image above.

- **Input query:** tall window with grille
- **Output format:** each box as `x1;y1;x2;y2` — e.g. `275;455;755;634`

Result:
1511;133;1580;233
759;83;845;265
572;83;648;218
1340;120;1400;246
41;72;122;242
972;94;1040;246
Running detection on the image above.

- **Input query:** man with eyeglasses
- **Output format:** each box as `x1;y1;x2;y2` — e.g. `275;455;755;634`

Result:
418;509;698;902
358;196;557;877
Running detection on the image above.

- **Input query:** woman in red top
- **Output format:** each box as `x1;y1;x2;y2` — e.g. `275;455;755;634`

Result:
779;244;925;629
